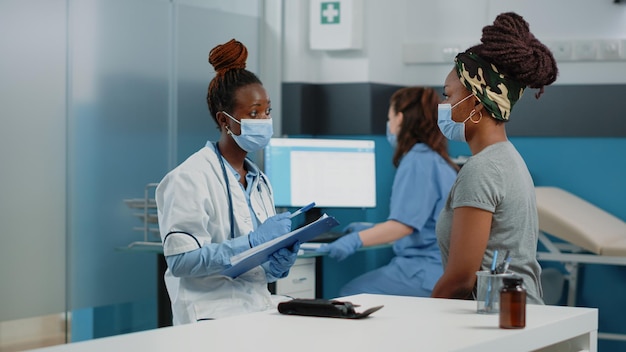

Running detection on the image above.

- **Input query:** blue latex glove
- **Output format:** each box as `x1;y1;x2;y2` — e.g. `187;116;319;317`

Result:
315;232;362;261
249;212;292;247
265;242;300;278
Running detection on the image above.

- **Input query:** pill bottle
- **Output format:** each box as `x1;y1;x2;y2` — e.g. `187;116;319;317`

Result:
499;276;526;329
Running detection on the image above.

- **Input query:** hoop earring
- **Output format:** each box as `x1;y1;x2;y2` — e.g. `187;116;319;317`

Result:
469;110;482;123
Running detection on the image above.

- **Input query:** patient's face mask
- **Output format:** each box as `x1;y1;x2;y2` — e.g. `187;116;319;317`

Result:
386;121;397;149
437;94;474;142
223;111;273;152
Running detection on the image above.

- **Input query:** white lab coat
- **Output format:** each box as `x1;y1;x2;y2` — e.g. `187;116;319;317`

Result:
156;144;276;324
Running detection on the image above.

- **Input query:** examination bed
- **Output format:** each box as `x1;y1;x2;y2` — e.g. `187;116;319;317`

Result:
535;186;626;342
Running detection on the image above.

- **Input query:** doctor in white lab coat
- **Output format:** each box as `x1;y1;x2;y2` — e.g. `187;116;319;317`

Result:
156;39;298;324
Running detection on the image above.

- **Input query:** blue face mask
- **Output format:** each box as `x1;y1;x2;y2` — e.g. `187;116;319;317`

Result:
386;121;397;149
437;94;474;142
223;111;274;152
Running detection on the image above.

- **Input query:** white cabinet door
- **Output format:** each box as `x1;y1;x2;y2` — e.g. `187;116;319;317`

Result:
275;257;316;298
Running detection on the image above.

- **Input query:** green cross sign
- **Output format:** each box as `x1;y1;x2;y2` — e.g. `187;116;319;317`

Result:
321;2;340;24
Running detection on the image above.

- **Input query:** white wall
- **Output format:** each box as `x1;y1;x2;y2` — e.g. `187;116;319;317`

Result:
283;0;626;85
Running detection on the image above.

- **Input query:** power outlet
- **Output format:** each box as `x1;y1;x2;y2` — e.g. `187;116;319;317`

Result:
598;40;621;60
547;41;573;61
441;45;461;62
572;40;598;61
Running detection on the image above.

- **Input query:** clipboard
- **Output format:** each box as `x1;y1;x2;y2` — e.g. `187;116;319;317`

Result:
221;213;340;278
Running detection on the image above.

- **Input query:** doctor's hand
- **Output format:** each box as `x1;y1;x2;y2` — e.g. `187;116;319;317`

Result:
315;232;362;261
264;242;300;278
249;212;292;247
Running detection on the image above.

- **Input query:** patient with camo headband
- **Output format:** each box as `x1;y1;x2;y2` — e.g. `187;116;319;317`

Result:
431;12;558;304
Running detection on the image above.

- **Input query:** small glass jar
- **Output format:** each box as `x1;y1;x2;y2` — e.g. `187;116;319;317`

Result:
499;276;526;329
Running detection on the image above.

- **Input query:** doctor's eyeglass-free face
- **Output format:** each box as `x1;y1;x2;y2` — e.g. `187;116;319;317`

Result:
222;82;272;123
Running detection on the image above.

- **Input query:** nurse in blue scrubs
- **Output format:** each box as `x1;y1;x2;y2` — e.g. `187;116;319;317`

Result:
316;87;458;297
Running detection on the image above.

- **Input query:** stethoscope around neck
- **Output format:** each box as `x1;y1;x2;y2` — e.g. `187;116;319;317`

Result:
214;142;271;239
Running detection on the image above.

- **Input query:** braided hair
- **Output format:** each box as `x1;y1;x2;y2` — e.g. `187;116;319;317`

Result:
469;12;558;98
390;87;458;171
206;39;262;127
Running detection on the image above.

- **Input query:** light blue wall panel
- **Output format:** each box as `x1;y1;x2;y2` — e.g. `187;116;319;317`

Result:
68;0;265;339
68;0;170;312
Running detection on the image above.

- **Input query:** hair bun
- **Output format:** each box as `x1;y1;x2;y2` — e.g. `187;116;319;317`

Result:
479;12;557;89
208;39;248;75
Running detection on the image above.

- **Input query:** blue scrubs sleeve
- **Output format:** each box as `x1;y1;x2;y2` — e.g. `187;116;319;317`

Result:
388;150;440;231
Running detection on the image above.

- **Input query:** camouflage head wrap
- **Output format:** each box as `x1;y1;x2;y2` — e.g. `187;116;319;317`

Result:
454;52;525;121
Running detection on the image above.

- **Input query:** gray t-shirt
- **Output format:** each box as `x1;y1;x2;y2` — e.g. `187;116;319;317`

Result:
436;141;544;304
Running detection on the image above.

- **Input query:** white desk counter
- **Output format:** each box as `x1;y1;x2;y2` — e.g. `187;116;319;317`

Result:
30;294;598;352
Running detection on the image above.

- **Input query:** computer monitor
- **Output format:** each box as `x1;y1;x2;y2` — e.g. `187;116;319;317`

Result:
263;137;376;209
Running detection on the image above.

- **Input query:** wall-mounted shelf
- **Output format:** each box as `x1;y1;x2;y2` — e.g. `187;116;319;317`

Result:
124;183;160;247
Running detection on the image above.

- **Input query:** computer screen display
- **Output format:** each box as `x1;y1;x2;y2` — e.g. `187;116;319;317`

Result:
263;138;376;208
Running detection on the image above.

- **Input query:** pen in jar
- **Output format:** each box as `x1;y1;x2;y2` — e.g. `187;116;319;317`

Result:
496;250;511;274
490;250;499;274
